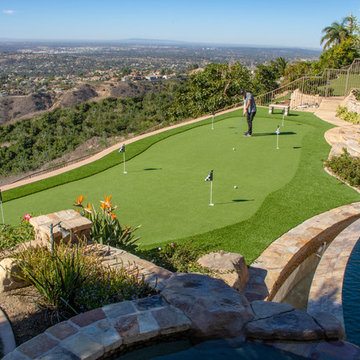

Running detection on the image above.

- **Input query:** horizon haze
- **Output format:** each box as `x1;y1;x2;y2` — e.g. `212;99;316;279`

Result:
1;0;359;49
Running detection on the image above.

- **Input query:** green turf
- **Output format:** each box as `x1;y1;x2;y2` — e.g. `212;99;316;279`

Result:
317;73;360;96
2;116;221;203
167;110;360;263
3;108;360;263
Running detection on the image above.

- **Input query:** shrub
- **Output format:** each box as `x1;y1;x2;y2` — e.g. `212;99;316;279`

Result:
325;150;360;187
353;89;360;101
73;195;139;252
12;240;153;316
0;218;34;252
336;106;360;124
138;240;211;273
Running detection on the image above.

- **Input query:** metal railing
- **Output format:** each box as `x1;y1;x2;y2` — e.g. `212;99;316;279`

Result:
255;58;360;107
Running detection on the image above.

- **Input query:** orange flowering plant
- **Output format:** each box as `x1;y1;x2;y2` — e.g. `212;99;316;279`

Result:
73;195;139;252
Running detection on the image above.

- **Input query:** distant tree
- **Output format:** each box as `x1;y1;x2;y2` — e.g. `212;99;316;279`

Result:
344;13;358;35
187;64;199;72
121;68;132;77
272;57;289;77
316;38;360;70
252;64;278;95
320;18;351;50
169;62;252;119
284;61;313;82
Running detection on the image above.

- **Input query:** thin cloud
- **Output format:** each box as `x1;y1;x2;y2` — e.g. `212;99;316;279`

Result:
3;10;15;15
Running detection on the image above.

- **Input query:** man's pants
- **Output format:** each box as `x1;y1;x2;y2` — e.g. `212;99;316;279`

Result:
247;112;256;135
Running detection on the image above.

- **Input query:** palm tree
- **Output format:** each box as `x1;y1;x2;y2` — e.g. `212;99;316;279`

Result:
274;57;289;76
320;19;350;50
344;13;358;35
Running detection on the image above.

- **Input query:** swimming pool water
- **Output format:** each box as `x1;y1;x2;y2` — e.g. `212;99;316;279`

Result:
343;237;360;346
116;339;304;360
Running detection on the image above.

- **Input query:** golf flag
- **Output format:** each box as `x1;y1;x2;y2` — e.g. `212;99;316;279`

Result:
205;170;214;206
204;170;213;182
119;144;127;173
276;126;280;150
118;144;125;153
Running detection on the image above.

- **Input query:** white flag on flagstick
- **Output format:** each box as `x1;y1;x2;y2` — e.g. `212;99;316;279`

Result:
205;170;214;206
276;126;280;135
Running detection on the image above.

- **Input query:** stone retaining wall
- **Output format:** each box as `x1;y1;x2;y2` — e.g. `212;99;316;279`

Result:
342;92;360;114
290;89;323;110
251;202;360;302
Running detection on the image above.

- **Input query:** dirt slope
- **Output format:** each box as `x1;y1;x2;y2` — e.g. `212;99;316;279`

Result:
0;82;161;125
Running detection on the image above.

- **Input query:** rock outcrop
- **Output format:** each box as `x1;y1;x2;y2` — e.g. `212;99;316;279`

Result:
160;273;254;338
197;251;249;292
0;258;28;292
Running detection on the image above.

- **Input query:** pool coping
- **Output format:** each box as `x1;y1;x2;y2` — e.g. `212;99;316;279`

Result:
307;218;360;326
251;202;360;302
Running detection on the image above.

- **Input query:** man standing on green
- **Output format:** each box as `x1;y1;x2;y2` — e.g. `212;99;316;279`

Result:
240;89;256;137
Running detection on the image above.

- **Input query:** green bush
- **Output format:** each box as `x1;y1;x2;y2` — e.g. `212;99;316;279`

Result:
336;106;360;124
138;240;211;273
0;218;34;252
12;240;153;315
73;195;139;252
352;89;360;101
325;150;360;187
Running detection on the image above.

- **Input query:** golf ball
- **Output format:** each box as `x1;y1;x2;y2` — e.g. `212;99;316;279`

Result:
232;147;236;151
234;186;238;189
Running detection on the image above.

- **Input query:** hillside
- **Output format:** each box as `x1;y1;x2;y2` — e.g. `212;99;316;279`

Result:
0;82;164;125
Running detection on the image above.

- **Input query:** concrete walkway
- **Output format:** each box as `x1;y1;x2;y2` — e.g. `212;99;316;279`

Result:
314;98;349;127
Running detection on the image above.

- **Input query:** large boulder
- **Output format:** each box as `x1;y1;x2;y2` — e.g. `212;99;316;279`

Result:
197;251;249;292
245;309;325;341
160;273;254;338
0;258;28;292
250;300;294;320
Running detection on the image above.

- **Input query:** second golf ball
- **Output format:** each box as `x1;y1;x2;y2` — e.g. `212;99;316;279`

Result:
232;147;235;151
234;186;238;189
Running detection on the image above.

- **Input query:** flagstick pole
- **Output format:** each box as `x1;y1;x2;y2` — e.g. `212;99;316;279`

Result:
209;181;214;206
123;152;127;174
211;114;214;130
282;113;285;127
276;133;279;150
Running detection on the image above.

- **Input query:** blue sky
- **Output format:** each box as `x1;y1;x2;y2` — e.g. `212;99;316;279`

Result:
1;0;359;49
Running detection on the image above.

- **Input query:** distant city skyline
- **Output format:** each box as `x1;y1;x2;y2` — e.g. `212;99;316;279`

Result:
1;0;359;49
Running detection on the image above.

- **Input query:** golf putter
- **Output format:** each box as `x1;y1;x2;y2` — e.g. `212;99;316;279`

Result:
235;115;244;134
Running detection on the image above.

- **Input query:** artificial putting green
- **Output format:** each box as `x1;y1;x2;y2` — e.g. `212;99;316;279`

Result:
3;108;360;262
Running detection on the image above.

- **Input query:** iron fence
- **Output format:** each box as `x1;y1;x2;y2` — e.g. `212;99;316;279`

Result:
255;58;360;107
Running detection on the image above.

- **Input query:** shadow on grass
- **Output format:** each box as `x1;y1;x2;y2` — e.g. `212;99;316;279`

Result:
215;199;255;205
126;168;163;173
252;132;296;137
